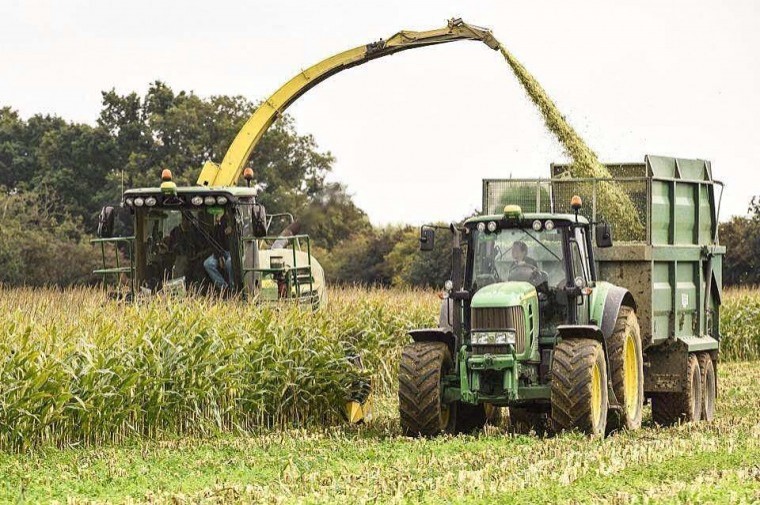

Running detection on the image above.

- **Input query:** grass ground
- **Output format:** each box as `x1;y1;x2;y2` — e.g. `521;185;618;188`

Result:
1;360;758;504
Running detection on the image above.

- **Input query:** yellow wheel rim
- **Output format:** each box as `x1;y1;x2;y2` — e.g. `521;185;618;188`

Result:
591;361;602;426
623;333;639;418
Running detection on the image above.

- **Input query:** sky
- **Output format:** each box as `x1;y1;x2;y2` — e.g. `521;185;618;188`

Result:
1;0;758;226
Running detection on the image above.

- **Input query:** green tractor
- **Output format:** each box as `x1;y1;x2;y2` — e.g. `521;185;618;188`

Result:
399;155;723;436
92;169;326;307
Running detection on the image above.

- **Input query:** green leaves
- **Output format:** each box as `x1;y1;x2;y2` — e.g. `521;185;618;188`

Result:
0;287;434;451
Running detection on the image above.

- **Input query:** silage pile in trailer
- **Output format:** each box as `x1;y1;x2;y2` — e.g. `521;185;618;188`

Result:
0;287;434;451
498;45;644;240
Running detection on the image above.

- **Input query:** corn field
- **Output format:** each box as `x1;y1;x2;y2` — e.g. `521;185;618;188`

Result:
0;286;756;452
0;287;434;451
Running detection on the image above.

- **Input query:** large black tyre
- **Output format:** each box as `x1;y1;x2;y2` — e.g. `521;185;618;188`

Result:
398;342;454;436
651;354;702;425
551;338;609;436
509;406;550;435
698;353;716;422
606;306;644;432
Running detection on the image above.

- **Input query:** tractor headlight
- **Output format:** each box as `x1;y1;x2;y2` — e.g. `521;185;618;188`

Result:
191;196;203;206
471;330;516;345
145;197;157;207
204;196;216;206
216;196;228;205
532;219;542;231
133;197;144;207
124;198;134;207
544;220;555;231
477;222;486;232
487;221;497;232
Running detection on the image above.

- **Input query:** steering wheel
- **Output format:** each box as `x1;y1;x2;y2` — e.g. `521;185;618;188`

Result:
508;263;547;287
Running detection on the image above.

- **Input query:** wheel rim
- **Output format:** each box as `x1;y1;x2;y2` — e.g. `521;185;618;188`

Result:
704;364;715;419
623;333;640;419
591;360;602;426
691;366;701;417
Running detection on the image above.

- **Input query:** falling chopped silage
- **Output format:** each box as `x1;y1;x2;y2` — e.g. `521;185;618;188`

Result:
498;45;644;240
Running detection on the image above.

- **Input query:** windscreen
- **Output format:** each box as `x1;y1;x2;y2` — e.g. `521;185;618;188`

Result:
471;227;566;292
140;207;231;290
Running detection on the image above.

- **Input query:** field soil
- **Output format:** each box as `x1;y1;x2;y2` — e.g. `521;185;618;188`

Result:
0;287;758;503
1;360;758;504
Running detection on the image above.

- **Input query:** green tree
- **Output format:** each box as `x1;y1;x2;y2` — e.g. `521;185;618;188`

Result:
318;226;405;286
720;197;760;286
0;187;99;286
300;182;371;251
385;225;453;288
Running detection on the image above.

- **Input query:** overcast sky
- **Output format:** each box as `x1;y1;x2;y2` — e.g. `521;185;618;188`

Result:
1;0;758;225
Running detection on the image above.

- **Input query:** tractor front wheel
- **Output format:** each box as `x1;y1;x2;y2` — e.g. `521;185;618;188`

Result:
398;342;454;436
551;338;608;436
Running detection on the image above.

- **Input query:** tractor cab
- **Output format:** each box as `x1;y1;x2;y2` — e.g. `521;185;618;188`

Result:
463;203;604;339
93;170;325;307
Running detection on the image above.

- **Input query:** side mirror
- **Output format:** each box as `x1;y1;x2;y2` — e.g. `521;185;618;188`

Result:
596;222;613;248
251;203;268;237
420;227;435;252
97;206;115;238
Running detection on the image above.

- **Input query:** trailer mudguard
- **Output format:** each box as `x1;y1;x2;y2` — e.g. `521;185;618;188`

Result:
409;328;456;357
591;282;636;341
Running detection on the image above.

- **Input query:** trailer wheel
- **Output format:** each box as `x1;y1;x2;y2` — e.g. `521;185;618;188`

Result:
651;354;702;425
550;338;608;436
606;306;644;432
698;353;716;421
398;342;454;436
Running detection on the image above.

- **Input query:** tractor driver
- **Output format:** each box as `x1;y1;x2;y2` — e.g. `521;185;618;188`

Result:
203;214;234;290
163;212;202;278
508;241;544;286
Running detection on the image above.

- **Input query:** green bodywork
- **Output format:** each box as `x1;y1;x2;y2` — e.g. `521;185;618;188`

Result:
458;281;544;404
440;155;724;409
93;184;326;307
465;213;587;226
471;282;539;362
123;186;259;198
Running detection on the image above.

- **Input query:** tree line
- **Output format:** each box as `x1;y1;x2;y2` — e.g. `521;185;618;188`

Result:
1;81;756;288
0;82;450;288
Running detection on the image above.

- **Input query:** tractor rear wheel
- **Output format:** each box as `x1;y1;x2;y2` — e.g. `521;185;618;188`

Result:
698;353;716;421
551;338;608;436
606;306;644;432
651;354;702;425
398;342;454;436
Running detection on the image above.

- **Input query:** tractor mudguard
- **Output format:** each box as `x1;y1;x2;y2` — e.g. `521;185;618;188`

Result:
596;285;636;341
556;324;604;342
409;328;456;357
